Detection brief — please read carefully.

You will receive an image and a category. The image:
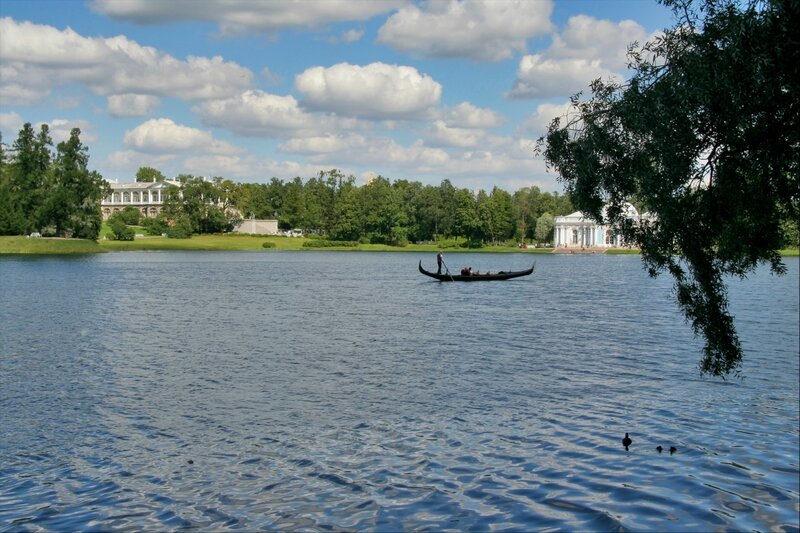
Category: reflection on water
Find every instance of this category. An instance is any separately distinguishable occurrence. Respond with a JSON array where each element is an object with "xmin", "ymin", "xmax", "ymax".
[{"xmin": 1, "ymin": 252, "xmax": 798, "ymax": 531}]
